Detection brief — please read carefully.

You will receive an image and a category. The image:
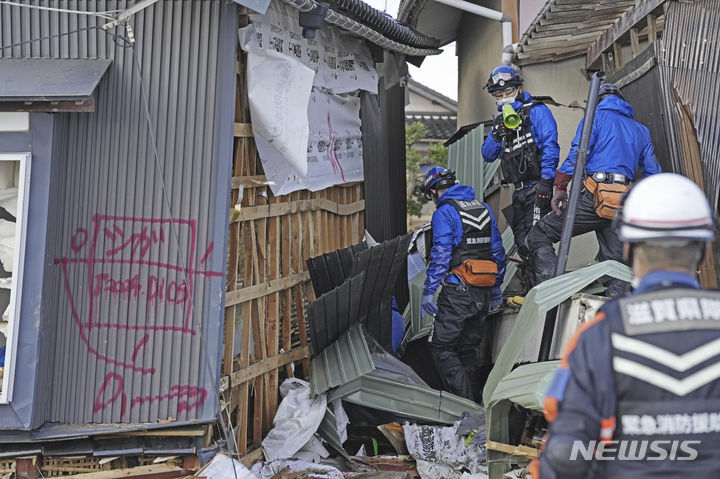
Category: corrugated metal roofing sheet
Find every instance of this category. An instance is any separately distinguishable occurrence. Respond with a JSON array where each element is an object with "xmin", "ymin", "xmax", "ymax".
[
  {"xmin": 482, "ymin": 260, "xmax": 632, "ymax": 405},
  {"xmin": 307, "ymin": 243, "xmax": 368, "ymax": 297},
  {"xmin": 488, "ymin": 360, "xmax": 558, "ymax": 412},
  {"xmin": 308, "ymin": 272, "xmax": 366, "ymax": 354},
  {"xmin": 310, "ymin": 324, "xmax": 374, "ymax": 396},
  {"xmin": 0, "ymin": 59, "xmax": 111, "ymax": 101},
  {"xmin": 328, "ymin": 374, "xmax": 480, "ymax": 424}
]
